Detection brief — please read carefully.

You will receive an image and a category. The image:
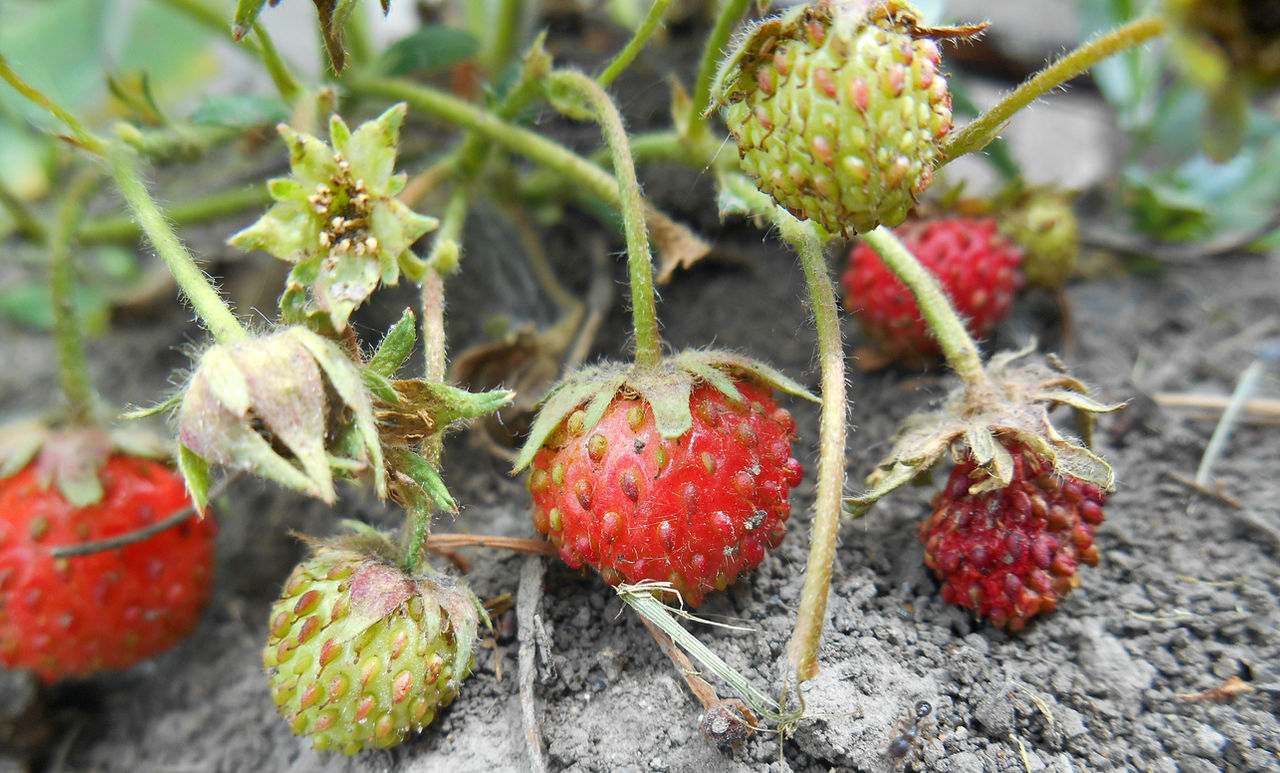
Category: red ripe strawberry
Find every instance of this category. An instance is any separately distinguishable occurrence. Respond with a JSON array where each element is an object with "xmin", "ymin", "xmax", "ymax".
[
  {"xmin": 0, "ymin": 455, "xmax": 217, "ymax": 682},
  {"xmin": 842, "ymin": 217, "xmax": 1024, "ymax": 358},
  {"xmin": 526, "ymin": 379, "xmax": 803, "ymax": 606},
  {"xmin": 919, "ymin": 438, "xmax": 1106, "ymax": 632}
]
